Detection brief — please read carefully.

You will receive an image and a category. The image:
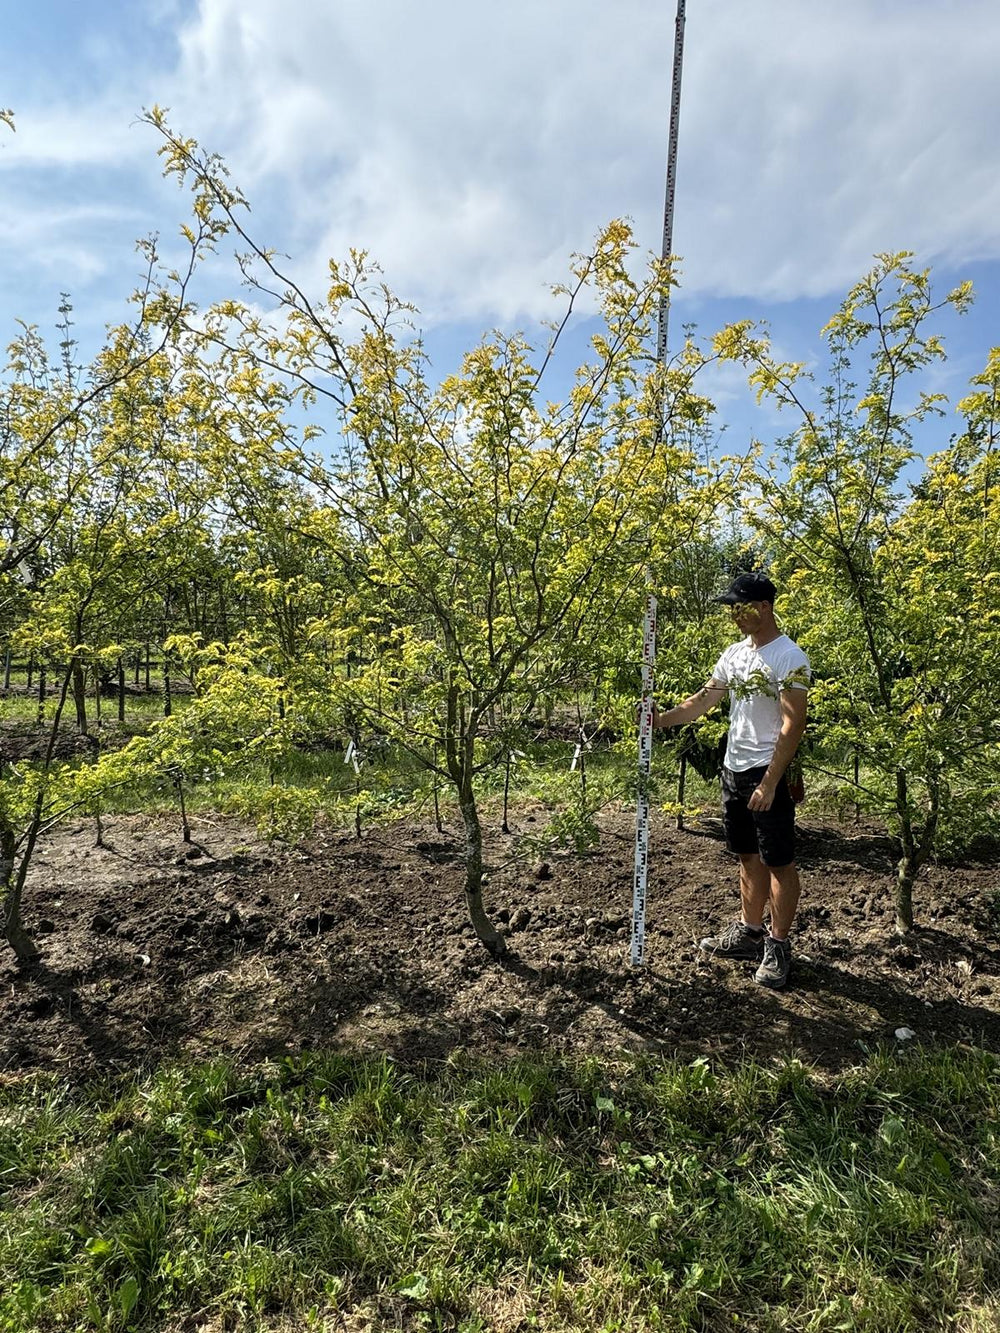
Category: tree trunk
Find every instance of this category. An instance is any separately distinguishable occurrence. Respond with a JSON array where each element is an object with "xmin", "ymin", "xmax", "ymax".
[
  {"xmin": 175, "ymin": 776, "xmax": 191, "ymax": 843},
  {"xmin": 458, "ymin": 779, "xmax": 505, "ymax": 957},
  {"xmin": 1, "ymin": 827, "xmax": 38, "ymax": 963},
  {"xmin": 2, "ymin": 663, "xmax": 75, "ymax": 963},
  {"xmin": 442, "ymin": 669, "xmax": 505, "ymax": 957},
  {"xmin": 2, "ymin": 648, "xmax": 11, "ymax": 691},
  {"xmin": 676, "ymin": 753, "xmax": 687, "ymax": 832},
  {"xmin": 433, "ymin": 744, "xmax": 443, "ymax": 833},
  {"xmin": 895, "ymin": 770, "xmax": 942, "ymax": 935},
  {"xmin": 118, "ymin": 658, "xmax": 126, "ymax": 722},
  {"xmin": 71, "ymin": 657, "xmax": 88, "ymax": 734},
  {"xmin": 894, "ymin": 770, "xmax": 915, "ymax": 933},
  {"xmin": 163, "ymin": 647, "xmax": 172, "ymax": 717},
  {"xmin": 353, "ymin": 738, "xmax": 363, "ymax": 839},
  {"xmin": 896, "ymin": 855, "xmax": 916, "ymax": 934},
  {"xmin": 36, "ymin": 664, "xmax": 46, "ymax": 723}
]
